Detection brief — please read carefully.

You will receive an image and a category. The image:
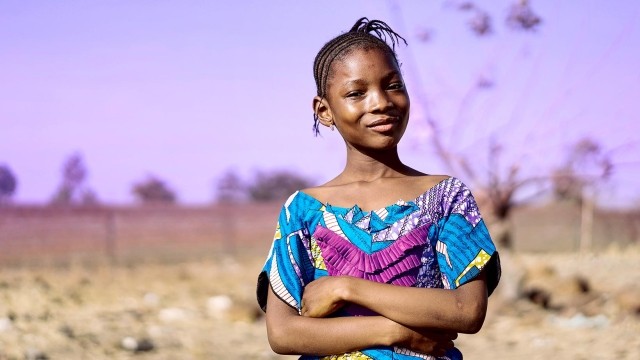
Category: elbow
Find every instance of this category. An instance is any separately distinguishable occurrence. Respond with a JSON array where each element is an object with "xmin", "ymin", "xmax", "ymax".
[
  {"xmin": 462, "ymin": 314, "xmax": 485, "ymax": 334},
  {"xmin": 268, "ymin": 341, "xmax": 294, "ymax": 355},
  {"xmin": 456, "ymin": 298, "xmax": 487, "ymax": 334},
  {"xmin": 266, "ymin": 321, "xmax": 299, "ymax": 355},
  {"xmin": 267, "ymin": 326, "xmax": 294, "ymax": 355}
]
